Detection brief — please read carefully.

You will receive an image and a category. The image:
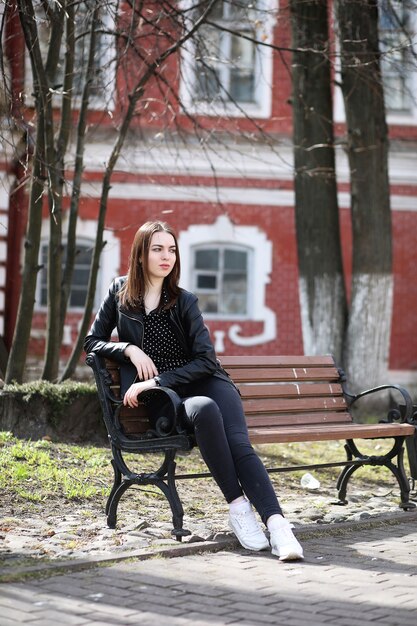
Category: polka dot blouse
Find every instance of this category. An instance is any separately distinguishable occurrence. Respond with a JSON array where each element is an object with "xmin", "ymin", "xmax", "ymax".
[{"xmin": 142, "ymin": 305, "xmax": 191, "ymax": 374}]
